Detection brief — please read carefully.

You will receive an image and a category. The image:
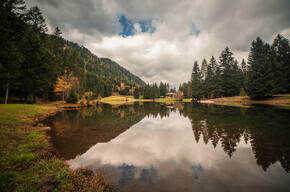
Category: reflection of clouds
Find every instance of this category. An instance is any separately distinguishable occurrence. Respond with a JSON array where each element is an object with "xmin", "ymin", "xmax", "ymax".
[
  {"xmin": 69, "ymin": 112, "xmax": 228, "ymax": 179},
  {"xmin": 68, "ymin": 111, "xmax": 290, "ymax": 192},
  {"xmin": 69, "ymin": 112, "xmax": 197, "ymax": 168}
]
